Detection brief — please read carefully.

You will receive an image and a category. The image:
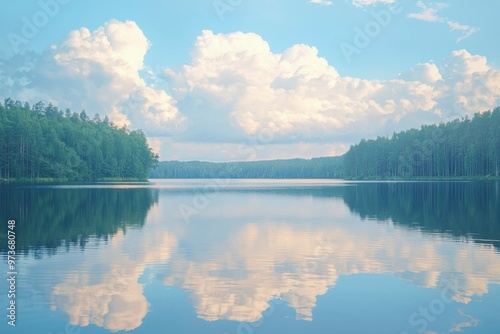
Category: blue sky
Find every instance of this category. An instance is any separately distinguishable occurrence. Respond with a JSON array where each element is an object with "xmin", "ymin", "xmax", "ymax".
[{"xmin": 1, "ymin": 0, "xmax": 499, "ymax": 161}]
